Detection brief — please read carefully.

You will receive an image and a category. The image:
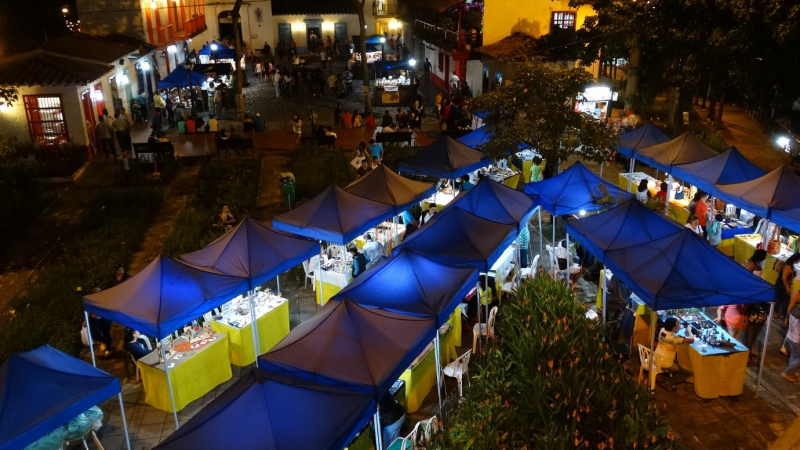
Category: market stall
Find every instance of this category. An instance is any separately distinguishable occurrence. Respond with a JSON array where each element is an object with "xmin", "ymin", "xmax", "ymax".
[
  {"xmin": 398, "ymin": 135, "xmax": 491, "ymax": 181},
  {"xmin": 457, "ymin": 127, "xmax": 545, "ymax": 183},
  {"xmin": 575, "ymin": 84, "xmax": 617, "ymax": 121},
  {"xmin": 0, "ymin": 345, "xmax": 131, "ymax": 450},
  {"xmin": 618, "ymin": 172, "xmax": 692, "ymax": 224},
  {"xmin": 154, "ymin": 368, "xmax": 376, "ymax": 450},
  {"xmin": 210, "ymin": 290, "xmax": 289, "ymax": 366},
  {"xmin": 374, "ymin": 76, "xmax": 412, "ymax": 106},
  {"xmin": 733, "ymin": 233, "xmax": 800, "ymax": 288},
  {"xmin": 399, "ymin": 323, "xmax": 457, "ymax": 413},
  {"xmin": 137, "ymin": 331, "xmax": 232, "ymax": 412},
  {"xmin": 617, "ymin": 123, "xmax": 671, "ymax": 155},
  {"xmin": 486, "ymin": 166, "xmax": 520, "ymax": 188}
]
